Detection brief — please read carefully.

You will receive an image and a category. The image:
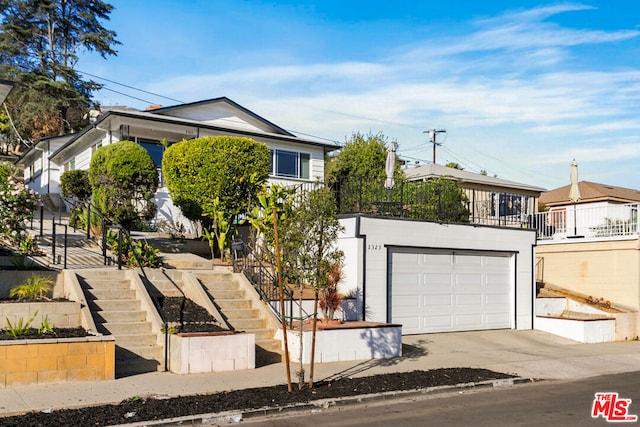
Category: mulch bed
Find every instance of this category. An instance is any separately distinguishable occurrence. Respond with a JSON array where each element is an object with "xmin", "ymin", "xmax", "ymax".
[
  {"xmin": 158, "ymin": 296, "xmax": 228, "ymax": 333},
  {"xmin": 0, "ymin": 327, "xmax": 90, "ymax": 341},
  {"xmin": 0, "ymin": 367, "xmax": 515, "ymax": 426}
]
